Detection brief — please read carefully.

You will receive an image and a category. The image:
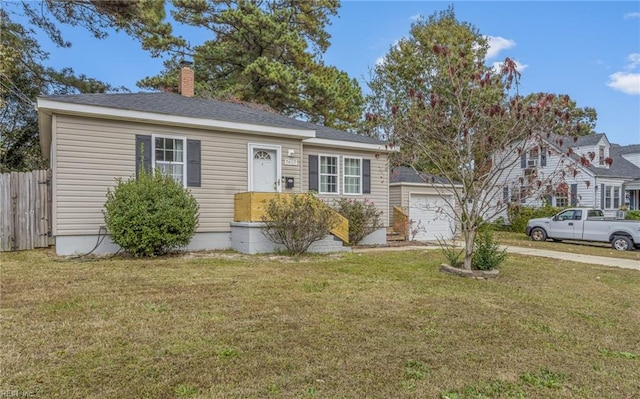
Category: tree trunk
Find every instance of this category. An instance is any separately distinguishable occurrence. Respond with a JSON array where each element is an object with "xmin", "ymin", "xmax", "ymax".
[{"xmin": 463, "ymin": 229, "xmax": 476, "ymax": 270}]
